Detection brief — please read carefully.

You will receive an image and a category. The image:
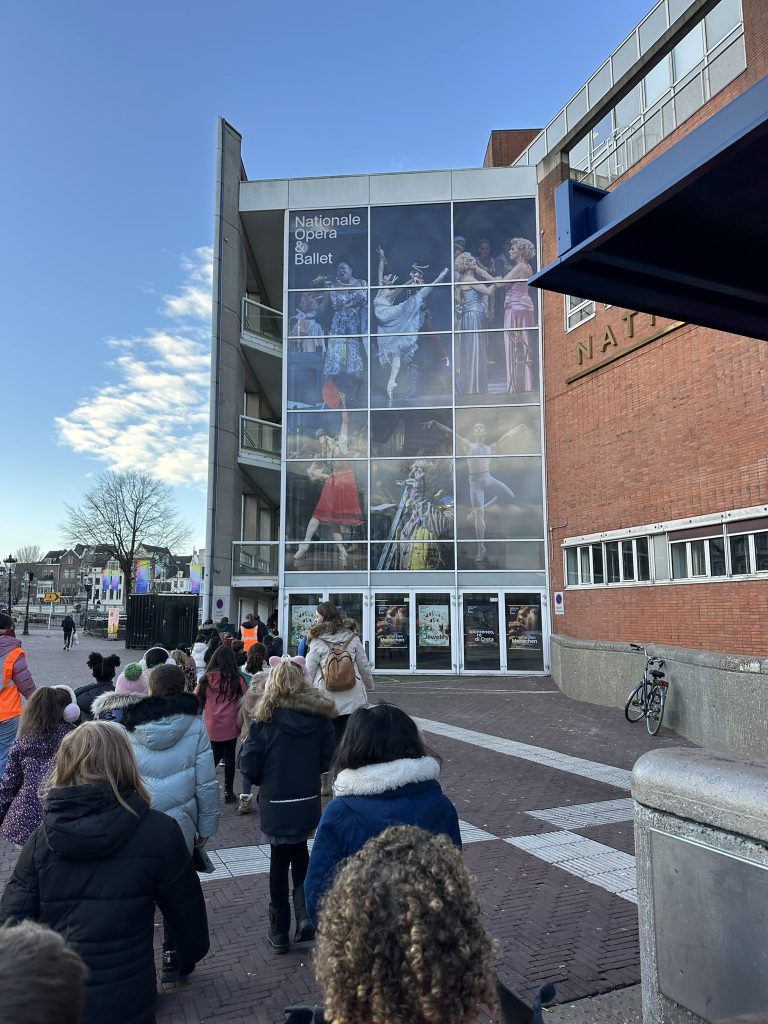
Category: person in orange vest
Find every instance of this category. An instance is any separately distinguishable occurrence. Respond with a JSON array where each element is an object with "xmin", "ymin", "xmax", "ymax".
[
  {"xmin": 0, "ymin": 612, "xmax": 37, "ymax": 776},
  {"xmin": 240, "ymin": 613, "xmax": 259, "ymax": 652}
]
